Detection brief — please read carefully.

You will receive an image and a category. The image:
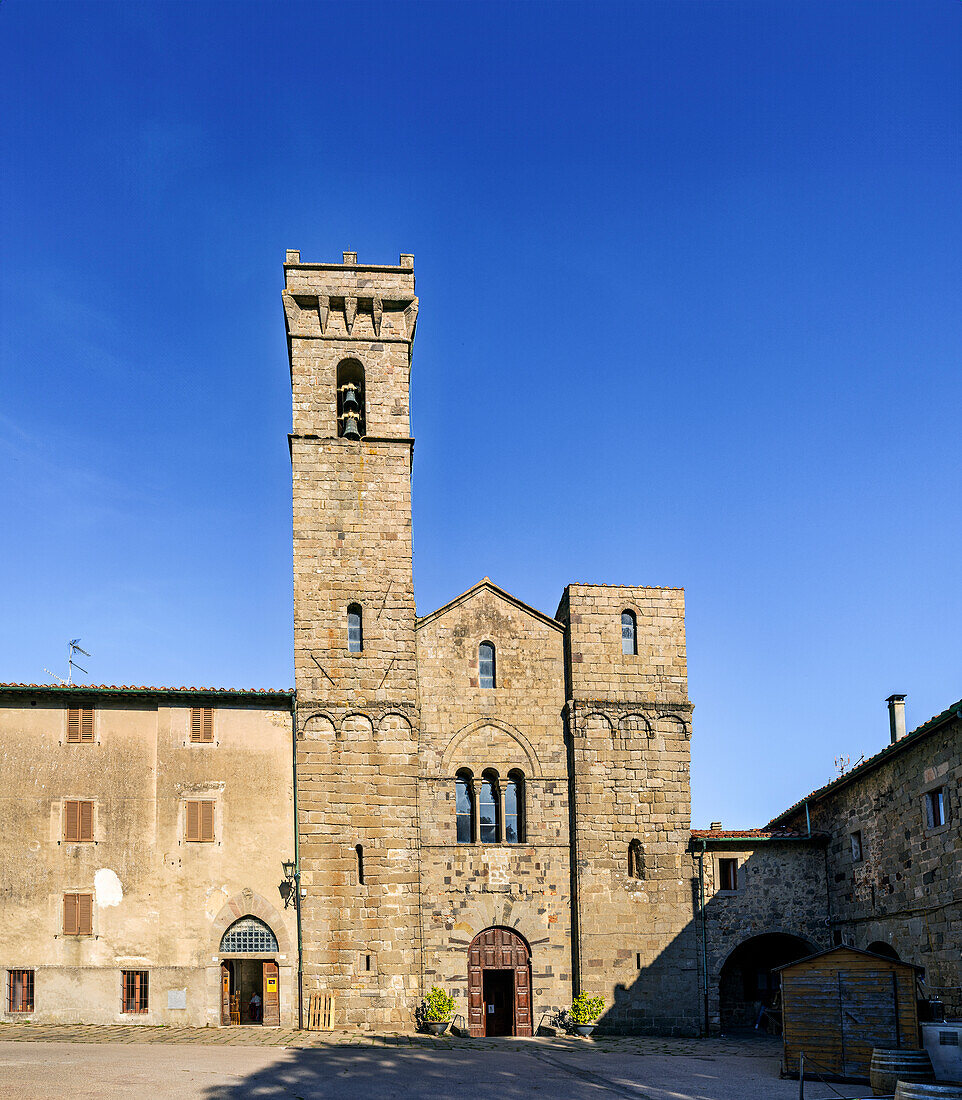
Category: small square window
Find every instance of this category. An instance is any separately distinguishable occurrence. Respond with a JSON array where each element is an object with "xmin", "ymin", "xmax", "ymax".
[
  {"xmin": 185, "ymin": 800, "xmax": 215, "ymax": 843},
  {"xmin": 122, "ymin": 970, "xmax": 148, "ymax": 1014},
  {"xmin": 851, "ymin": 831, "xmax": 863, "ymax": 861},
  {"xmin": 925, "ymin": 788, "xmax": 946, "ymax": 829},
  {"xmin": 7, "ymin": 970, "xmax": 34, "ymax": 1013},
  {"xmin": 719, "ymin": 858, "xmax": 738, "ymax": 892},
  {"xmin": 63, "ymin": 893, "xmax": 93, "ymax": 936},
  {"xmin": 66, "ymin": 707, "xmax": 94, "ymax": 743},
  {"xmin": 189, "ymin": 707, "xmax": 213, "ymax": 743},
  {"xmin": 64, "ymin": 800, "xmax": 94, "ymax": 843}
]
